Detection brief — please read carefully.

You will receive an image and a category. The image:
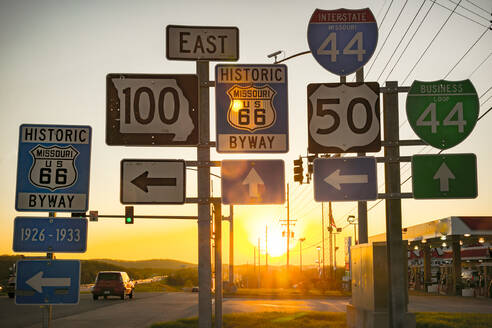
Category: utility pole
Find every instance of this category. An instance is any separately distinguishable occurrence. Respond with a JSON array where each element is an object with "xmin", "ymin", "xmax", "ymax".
[
  {"xmin": 229, "ymin": 205, "xmax": 234, "ymax": 287},
  {"xmin": 322, "ymin": 202, "xmax": 326, "ymax": 279},
  {"xmin": 254, "ymin": 247, "xmax": 256, "ymax": 273},
  {"xmin": 299, "ymin": 237, "xmax": 305, "ymax": 272},
  {"xmin": 328, "ymin": 202, "xmax": 333, "ymax": 281},
  {"xmin": 265, "ymin": 225, "xmax": 268, "ymax": 271},
  {"xmin": 257, "ymin": 237, "xmax": 261, "ymax": 288},
  {"xmin": 280, "ymin": 184, "xmax": 296, "ymax": 272}
]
